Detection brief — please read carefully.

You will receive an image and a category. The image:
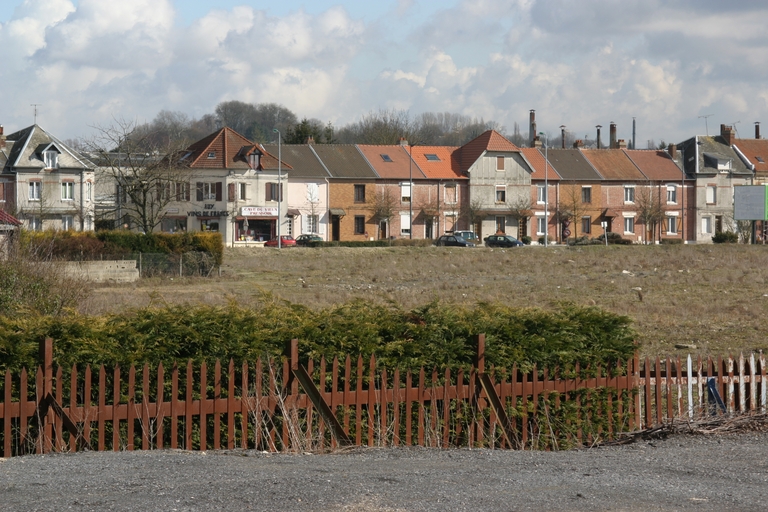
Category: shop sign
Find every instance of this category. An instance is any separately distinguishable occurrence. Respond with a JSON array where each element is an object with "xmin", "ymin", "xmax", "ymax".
[
  {"xmin": 241, "ymin": 206, "xmax": 278, "ymax": 217},
  {"xmin": 187, "ymin": 210, "xmax": 230, "ymax": 217}
]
